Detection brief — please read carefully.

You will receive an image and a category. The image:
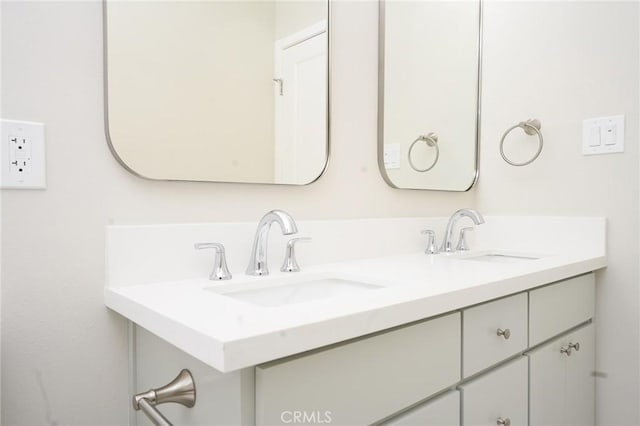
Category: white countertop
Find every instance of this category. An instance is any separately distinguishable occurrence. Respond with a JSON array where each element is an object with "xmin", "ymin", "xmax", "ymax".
[{"xmin": 105, "ymin": 247, "xmax": 606, "ymax": 372}]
